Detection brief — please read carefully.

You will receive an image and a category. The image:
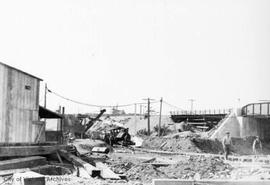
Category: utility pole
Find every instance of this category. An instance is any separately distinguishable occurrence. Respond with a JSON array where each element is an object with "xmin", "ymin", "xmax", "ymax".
[
  {"xmin": 158, "ymin": 97, "xmax": 163, "ymax": 137},
  {"xmin": 188, "ymin": 99, "xmax": 195, "ymax": 112},
  {"xmin": 61, "ymin": 107, "xmax": 65, "ymax": 144},
  {"xmin": 143, "ymin": 98, "xmax": 155, "ymax": 135},
  {"xmin": 147, "ymin": 98, "xmax": 150, "ymax": 135},
  {"xmin": 44, "ymin": 83, "xmax": 47, "ymax": 108},
  {"xmin": 134, "ymin": 103, "xmax": 137, "ymax": 134}
]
